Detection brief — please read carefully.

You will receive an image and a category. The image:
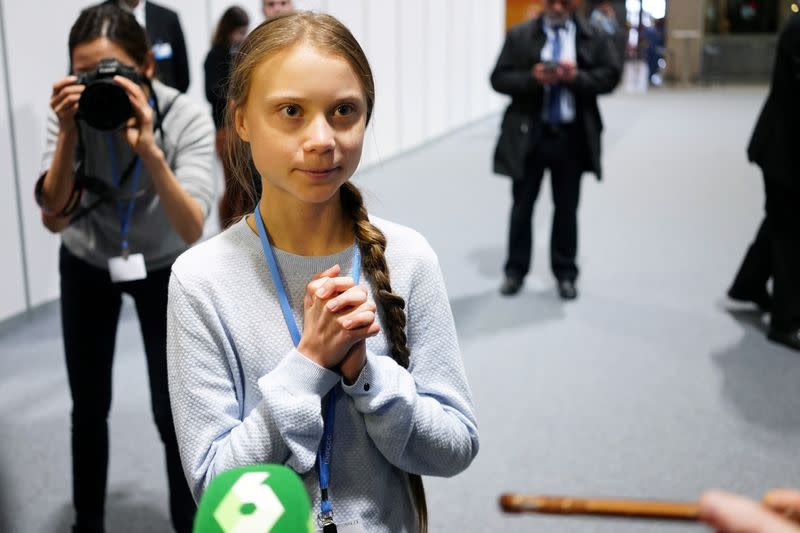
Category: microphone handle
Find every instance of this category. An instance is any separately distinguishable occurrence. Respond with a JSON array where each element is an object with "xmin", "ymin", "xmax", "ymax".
[{"xmin": 499, "ymin": 494, "xmax": 700, "ymax": 520}]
